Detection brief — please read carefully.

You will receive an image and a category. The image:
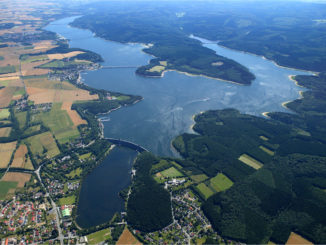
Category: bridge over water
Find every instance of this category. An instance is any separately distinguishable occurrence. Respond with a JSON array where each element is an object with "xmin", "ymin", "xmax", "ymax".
[{"xmin": 105, "ymin": 137, "xmax": 149, "ymax": 153}]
